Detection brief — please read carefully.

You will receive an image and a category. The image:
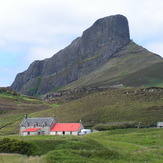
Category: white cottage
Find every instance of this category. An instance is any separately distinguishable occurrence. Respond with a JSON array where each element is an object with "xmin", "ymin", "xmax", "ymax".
[
  {"xmin": 20, "ymin": 116, "xmax": 83, "ymax": 136},
  {"xmin": 22, "ymin": 128, "xmax": 41, "ymax": 136},
  {"xmin": 20, "ymin": 116, "xmax": 57, "ymax": 136},
  {"xmin": 50, "ymin": 123, "xmax": 83, "ymax": 135}
]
